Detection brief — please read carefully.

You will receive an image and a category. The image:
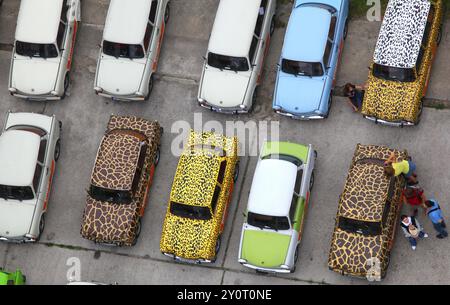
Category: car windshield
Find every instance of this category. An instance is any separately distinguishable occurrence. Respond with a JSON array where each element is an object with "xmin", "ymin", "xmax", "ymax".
[
  {"xmin": 15, "ymin": 41, "xmax": 58, "ymax": 58},
  {"xmin": 0, "ymin": 185, "xmax": 34, "ymax": 201},
  {"xmin": 103, "ymin": 40, "xmax": 145, "ymax": 59},
  {"xmin": 262, "ymin": 154, "xmax": 303, "ymax": 167},
  {"xmin": 89, "ymin": 185, "xmax": 132, "ymax": 204},
  {"xmin": 281, "ymin": 59, "xmax": 324, "ymax": 77},
  {"xmin": 170, "ymin": 201, "xmax": 212, "ymax": 221},
  {"xmin": 247, "ymin": 212, "xmax": 290, "ymax": 231},
  {"xmin": 207, "ymin": 52, "xmax": 249, "ymax": 72},
  {"xmin": 338, "ymin": 217, "xmax": 382, "ymax": 236},
  {"xmin": 372, "ymin": 64, "xmax": 415, "ymax": 82}
]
